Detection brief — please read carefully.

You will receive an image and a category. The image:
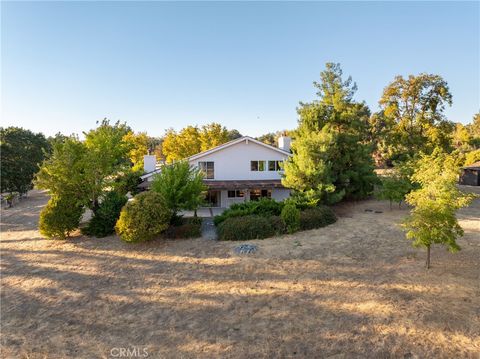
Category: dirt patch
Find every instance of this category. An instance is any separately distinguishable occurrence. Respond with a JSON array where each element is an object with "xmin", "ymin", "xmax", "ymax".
[{"xmin": 1, "ymin": 190, "xmax": 479, "ymax": 358}]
